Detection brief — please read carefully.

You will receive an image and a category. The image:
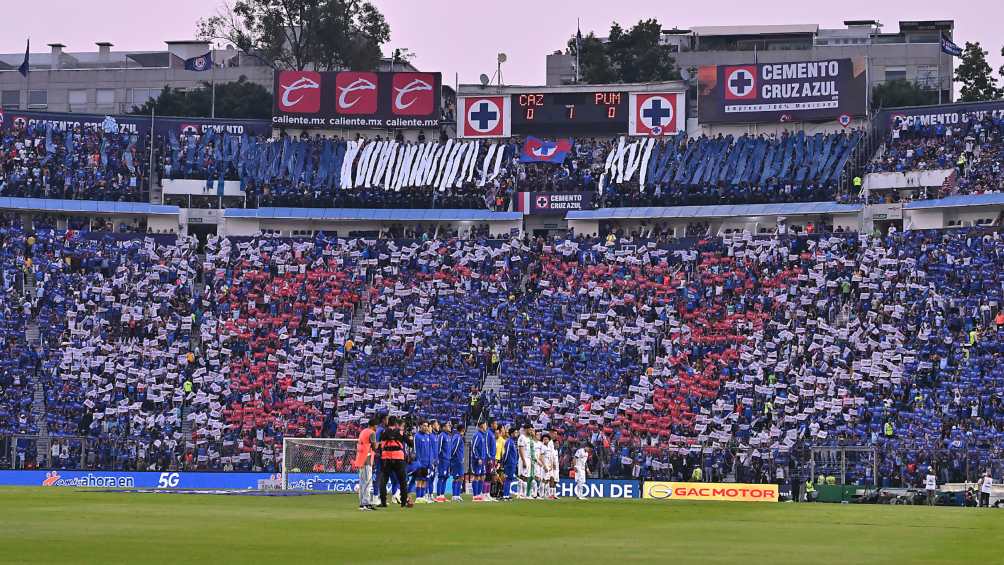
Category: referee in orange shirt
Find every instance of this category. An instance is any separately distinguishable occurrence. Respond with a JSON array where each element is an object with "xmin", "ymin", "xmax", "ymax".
[{"xmin": 353, "ymin": 416, "xmax": 378, "ymax": 511}]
